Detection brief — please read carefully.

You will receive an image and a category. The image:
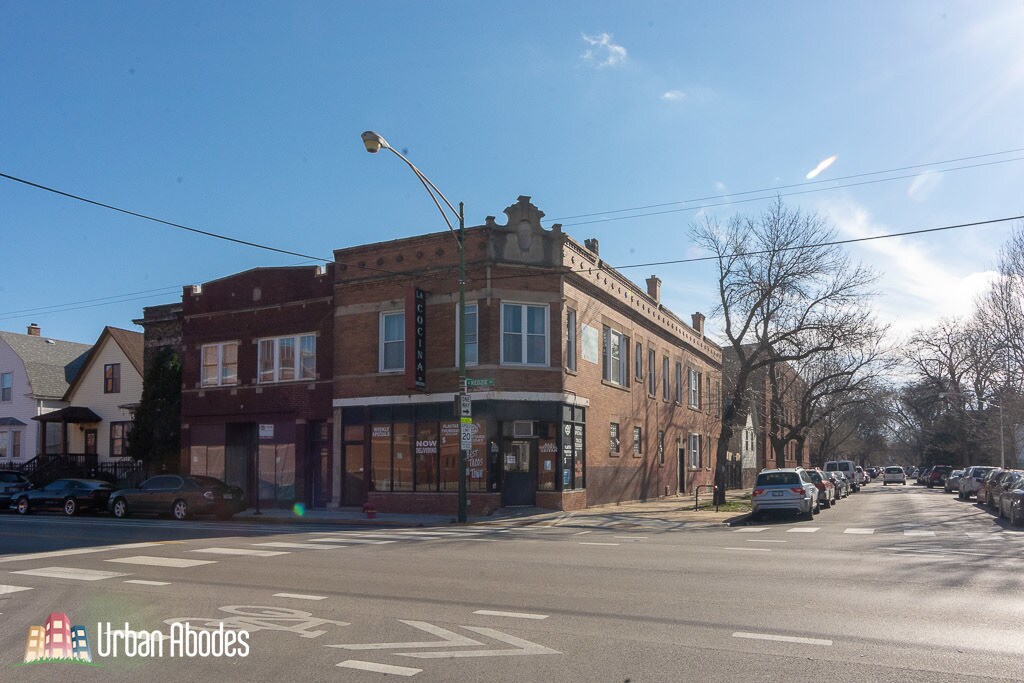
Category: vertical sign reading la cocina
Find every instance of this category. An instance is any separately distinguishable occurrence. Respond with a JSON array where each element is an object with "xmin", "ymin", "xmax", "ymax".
[{"xmin": 406, "ymin": 286, "xmax": 427, "ymax": 390}]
